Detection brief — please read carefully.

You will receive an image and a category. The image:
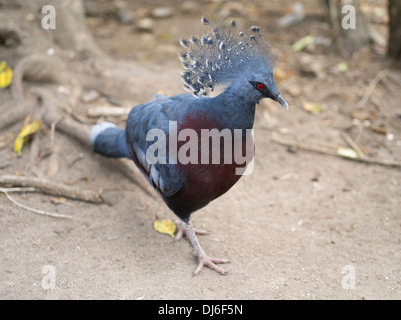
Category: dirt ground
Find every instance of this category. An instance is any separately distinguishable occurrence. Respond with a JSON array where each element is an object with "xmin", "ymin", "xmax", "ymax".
[{"xmin": 1, "ymin": 0, "xmax": 401, "ymax": 300}]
